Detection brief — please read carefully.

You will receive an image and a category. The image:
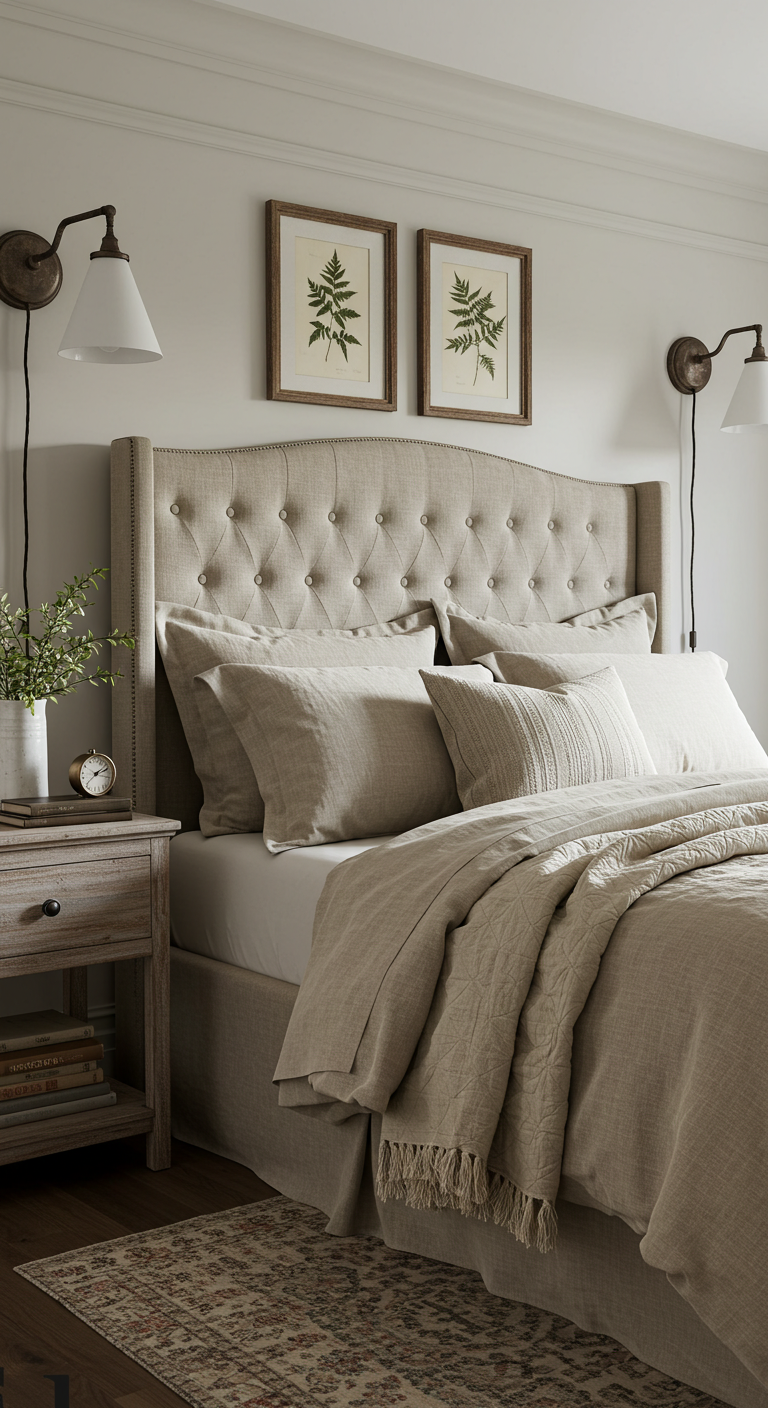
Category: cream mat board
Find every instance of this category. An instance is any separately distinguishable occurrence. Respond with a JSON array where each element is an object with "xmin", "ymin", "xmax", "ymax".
[{"xmin": 15, "ymin": 1195, "xmax": 728, "ymax": 1408}]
